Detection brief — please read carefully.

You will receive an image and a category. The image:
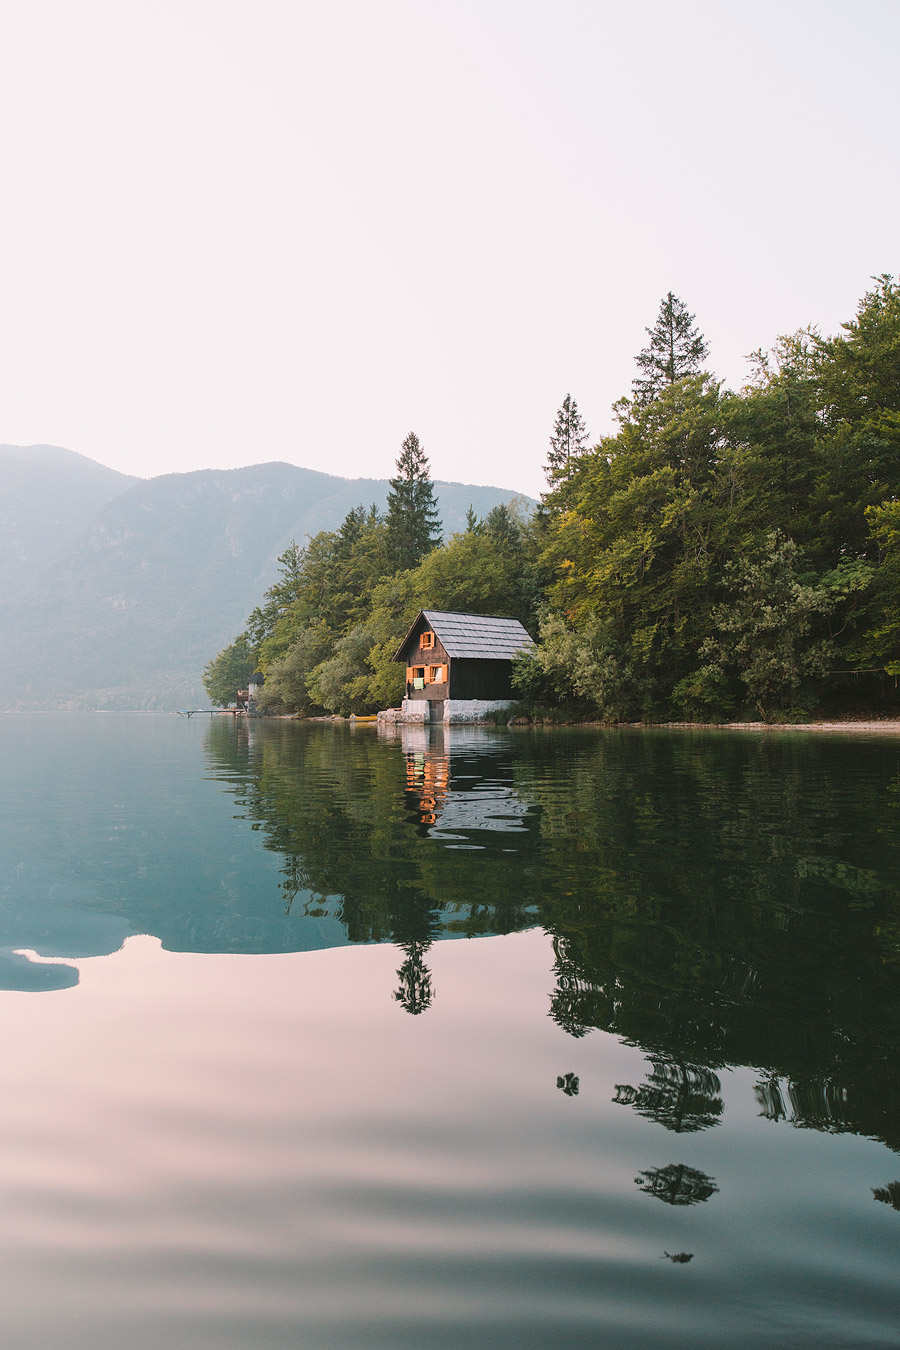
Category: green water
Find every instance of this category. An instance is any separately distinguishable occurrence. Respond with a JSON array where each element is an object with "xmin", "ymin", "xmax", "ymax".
[{"xmin": 1, "ymin": 714, "xmax": 900, "ymax": 1346}]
